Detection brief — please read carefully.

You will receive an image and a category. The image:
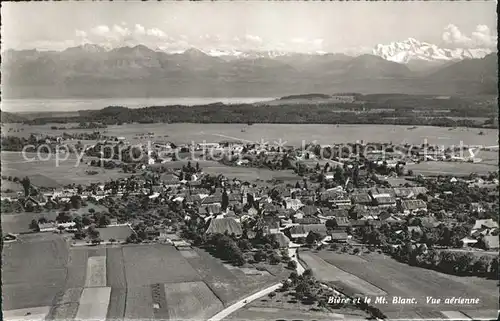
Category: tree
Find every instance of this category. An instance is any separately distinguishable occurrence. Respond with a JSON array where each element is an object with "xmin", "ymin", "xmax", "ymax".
[
  {"xmin": 287, "ymin": 260, "xmax": 297, "ymax": 270},
  {"xmin": 98, "ymin": 215, "xmax": 111, "ymax": 228},
  {"xmin": 70, "ymin": 195, "xmax": 82, "ymax": 209},
  {"xmin": 303, "ymin": 268, "xmax": 313, "ymax": 278},
  {"xmin": 269, "ymin": 253, "xmax": 281, "ymax": 265},
  {"xmin": 87, "ymin": 226, "xmax": 100, "ymax": 240},
  {"xmin": 21, "ymin": 177, "xmax": 31, "ymax": 197},
  {"xmin": 126, "ymin": 233, "xmax": 138, "ymax": 243},
  {"xmin": 253, "ymin": 249, "xmax": 266, "ymax": 262},
  {"xmin": 489, "ymin": 257, "xmax": 498, "ymax": 279},
  {"xmin": 306, "ymin": 231, "xmax": 322, "ymax": 245},
  {"xmin": 56, "ymin": 211, "xmax": 72, "ymax": 223},
  {"xmin": 334, "ymin": 166, "xmax": 344, "ymax": 185},
  {"xmin": 29, "ymin": 219, "xmax": 39, "ymax": 232},
  {"xmin": 238, "ymin": 238, "xmax": 252, "ymax": 251},
  {"xmin": 221, "ymin": 190, "xmax": 229, "ymax": 211},
  {"xmin": 456, "ymin": 253, "xmax": 475, "ymax": 274},
  {"xmin": 473, "ymin": 256, "xmax": 491, "ymax": 275}
]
